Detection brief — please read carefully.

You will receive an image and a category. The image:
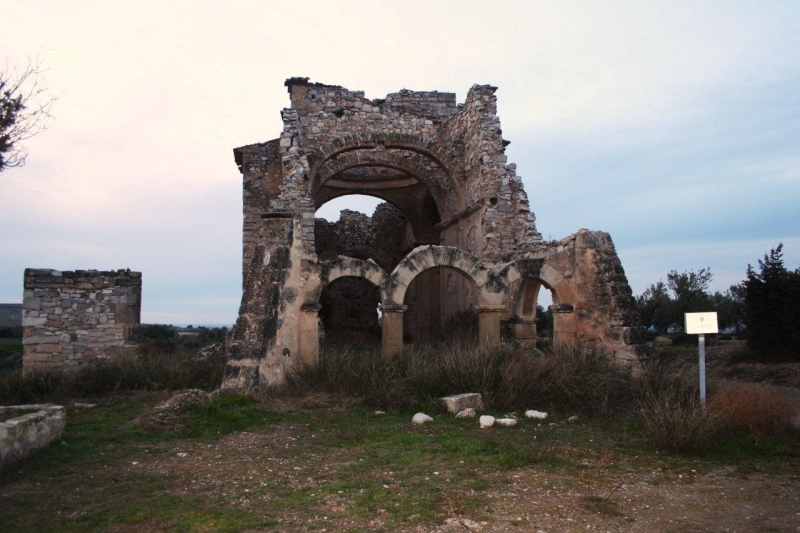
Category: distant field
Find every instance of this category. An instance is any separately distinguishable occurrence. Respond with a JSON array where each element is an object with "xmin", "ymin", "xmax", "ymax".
[{"xmin": 0, "ymin": 338, "xmax": 22, "ymax": 356}]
